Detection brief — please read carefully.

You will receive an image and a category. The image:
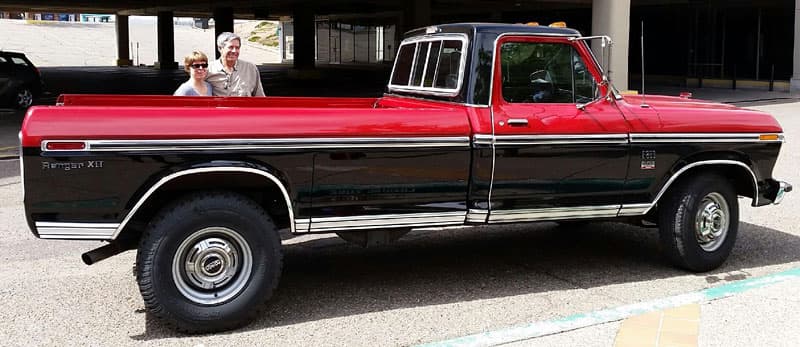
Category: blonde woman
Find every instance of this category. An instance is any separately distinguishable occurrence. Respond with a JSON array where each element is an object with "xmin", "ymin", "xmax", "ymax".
[{"xmin": 173, "ymin": 51, "xmax": 213, "ymax": 96}]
